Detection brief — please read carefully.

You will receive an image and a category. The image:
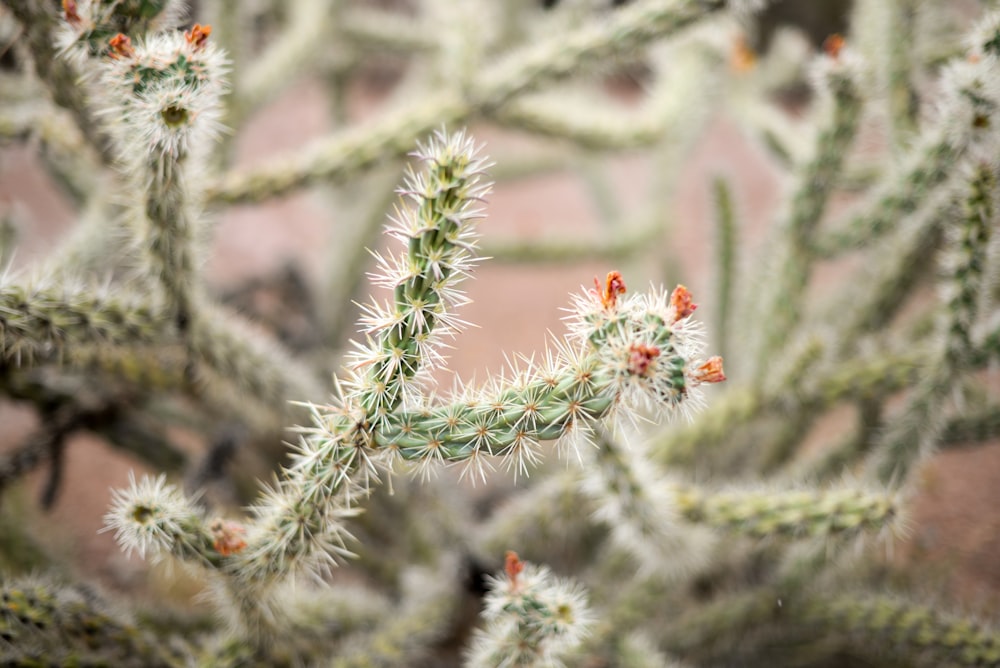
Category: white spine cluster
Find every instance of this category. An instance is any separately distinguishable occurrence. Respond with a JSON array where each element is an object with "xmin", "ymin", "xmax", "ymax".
[
  {"xmin": 936, "ymin": 10, "xmax": 1000, "ymax": 162},
  {"xmin": 466, "ymin": 552, "xmax": 594, "ymax": 668},
  {"xmin": 102, "ymin": 472, "xmax": 207, "ymax": 561},
  {"xmin": 99, "ymin": 25, "xmax": 227, "ymax": 162}
]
